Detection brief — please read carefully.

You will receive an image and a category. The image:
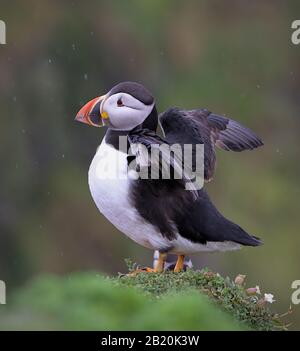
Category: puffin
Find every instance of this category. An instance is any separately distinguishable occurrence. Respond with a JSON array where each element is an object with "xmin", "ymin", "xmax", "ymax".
[{"xmin": 75, "ymin": 81, "xmax": 263, "ymax": 273}]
